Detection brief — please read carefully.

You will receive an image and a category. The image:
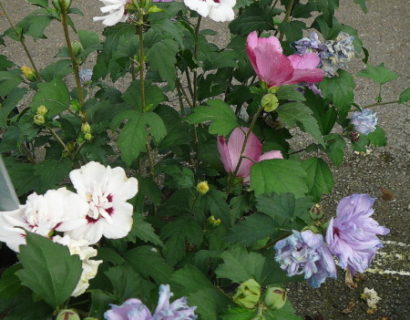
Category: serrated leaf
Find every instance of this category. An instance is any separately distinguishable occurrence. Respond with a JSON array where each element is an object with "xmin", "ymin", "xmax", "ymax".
[
  {"xmin": 0, "ymin": 71, "xmax": 22, "ymax": 97},
  {"xmin": 264, "ymin": 301, "xmax": 302, "ymax": 320},
  {"xmin": 226, "ymin": 214, "xmax": 276, "ymax": 246},
  {"xmin": 301, "ymin": 158, "xmax": 334, "ymax": 201},
  {"xmin": 40, "ymin": 60, "xmax": 72, "ymax": 81},
  {"xmin": 279, "ymin": 20, "xmax": 306, "ymax": 43},
  {"xmin": 16, "ymin": 233, "xmax": 82, "ymax": 308},
  {"xmin": 105, "ymin": 265, "xmax": 144, "ymax": 301},
  {"xmin": 171, "ymin": 265, "xmax": 215, "ymax": 292},
  {"xmin": 11, "ymin": 10, "xmax": 53, "ymax": 39},
  {"xmin": 216, "ymin": 247, "xmax": 266, "ymax": 283},
  {"xmin": 277, "ymin": 85, "xmax": 306, "ymax": 102},
  {"xmin": 277, "ymin": 102, "xmax": 324, "ymax": 144},
  {"xmin": 131, "ymin": 214, "xmax": 163, "ymax": 246},
  {"xmin": 319, "ymin": 70, "xmax": 355, "ymax": 114},
  {"xmin": 33, "ymin": 159, "xmax": 72, "ymax": 193},
  {"xmin": 368, "ymin": 127, "xmax": 387, "ymax": 146},
  {"xmin": 399, "ymin": 87, "xmax": 410, "ymax": 104},
  {"xmin": 250, "ymin": 160, "xmax": 308, "ymax": 197},
  {"xmin": 229, "ymin": 5, "xmax": 275, "ymax": 36},
  {"xmin": 357, "ymin": 63, "xmax": 398, "ymax": 85},
  {"xmin": 30, "ymin": 78, "xmax": 70, "ymax": 117},
  {"xmin": 222, "ymin": 307, "xmax": 257, "ymax": 320},
  {"xmin": 186, "ymin": 100, "xmax": 238, "ymax": 136},
  {"xmin": 205, "ymin": 189, "xmax": 231, "ymax": 226},
  {"xmin": 123, "ymin": 80, "xmax": 167, "ymax": 110},
  {"xmin": 26, "ymin": 0, "xmax": 48, "ymax": 8},
  {"xmin": 325, "ymin": 133, "xmax": 346, "ymax": 166},
  {"xmin": 256, "ymin": 193, "xmax": 295, "ymax": 222}
]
